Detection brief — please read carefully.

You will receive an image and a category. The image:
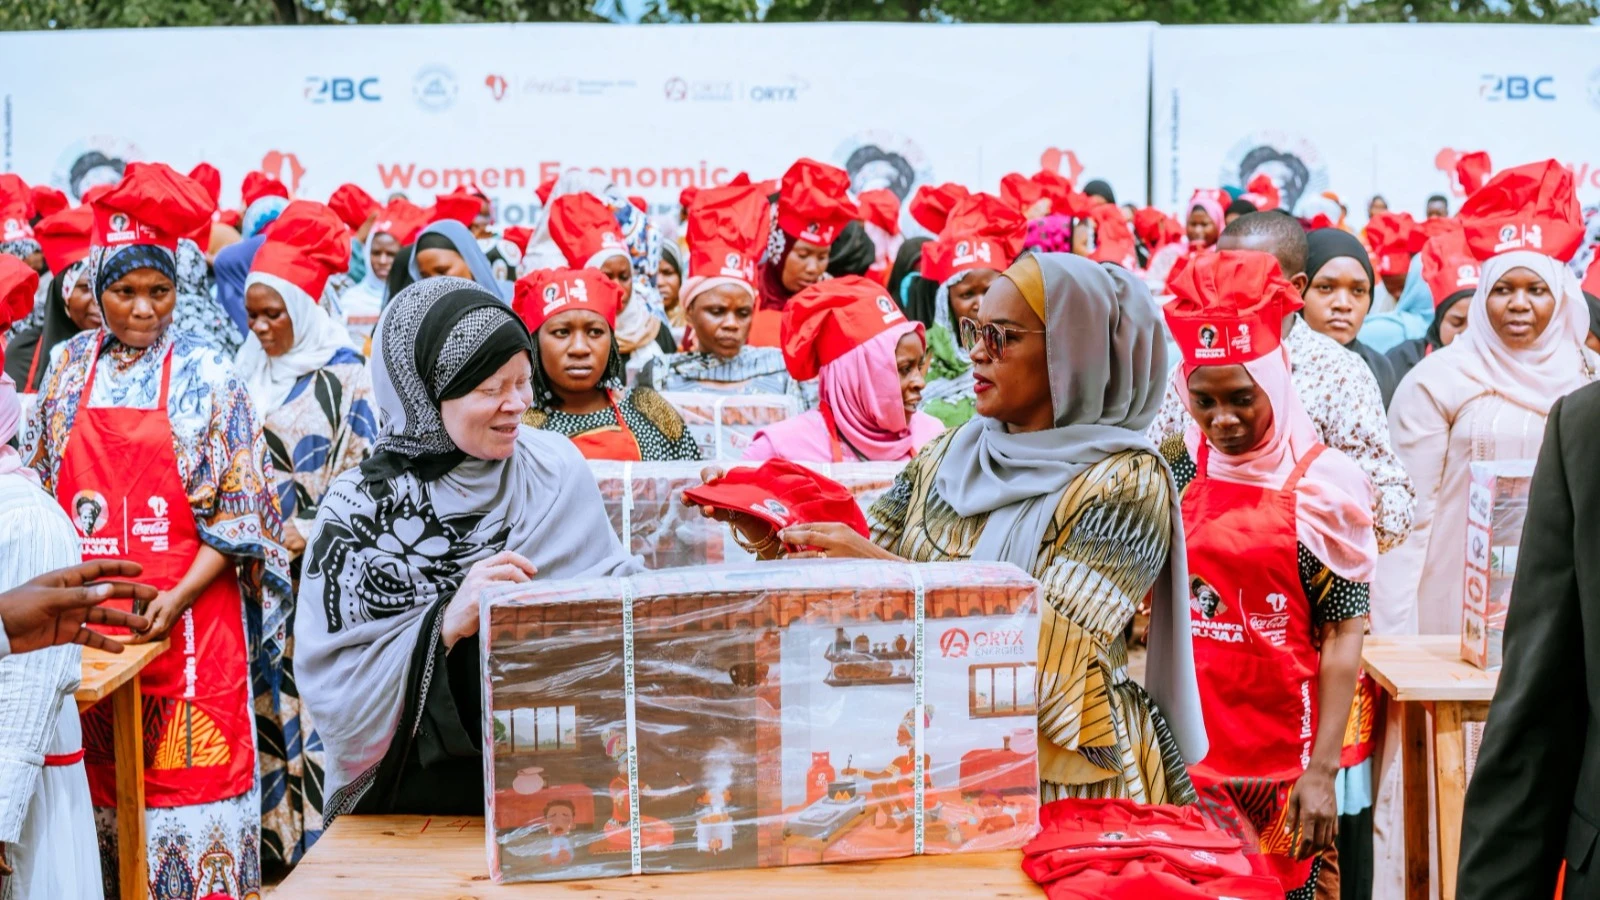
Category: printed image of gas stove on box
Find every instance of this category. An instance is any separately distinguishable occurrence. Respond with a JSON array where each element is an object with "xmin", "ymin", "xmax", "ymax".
[{"xmin": 481, "ymin": 560, "xmax": 1043, "ymax": 883}]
